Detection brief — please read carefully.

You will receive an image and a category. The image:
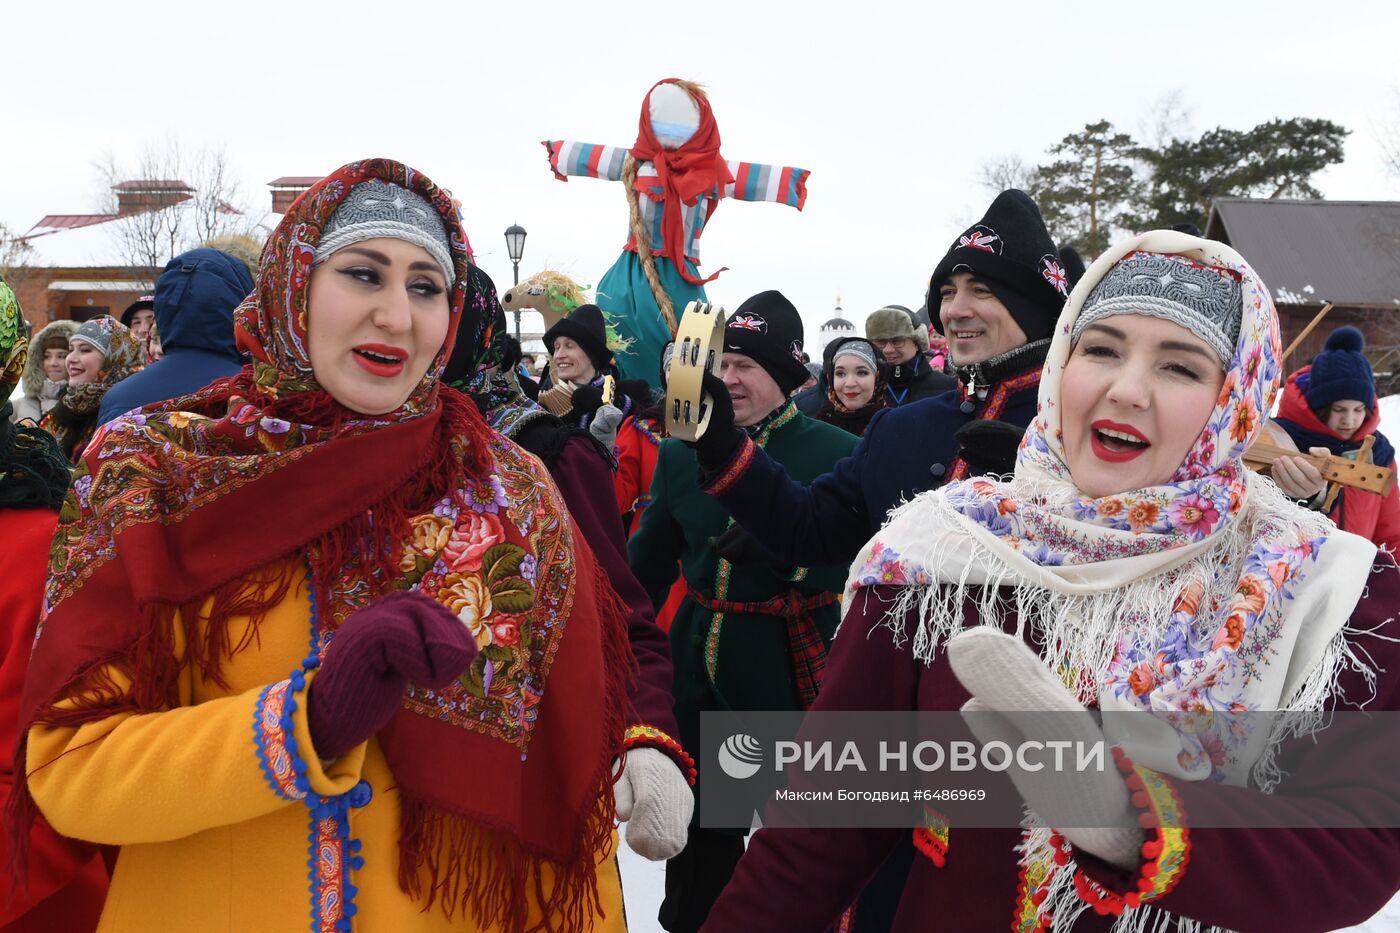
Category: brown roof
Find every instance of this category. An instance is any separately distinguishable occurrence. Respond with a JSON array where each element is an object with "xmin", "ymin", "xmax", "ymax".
[
  {"xmin": 27, "ymin": 214, "xmax": 116, "ymax": 232},
  {"xmin": 267, "ymin": 176, "xmax": 321, "ymax": 187},
  {"xmin": 1205, "ymin": 198, "xmax": 1400, "ymax": 308},
  {"xmin": 111, "ymin": 179, "xmax": 193, "ymax": 191}
]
